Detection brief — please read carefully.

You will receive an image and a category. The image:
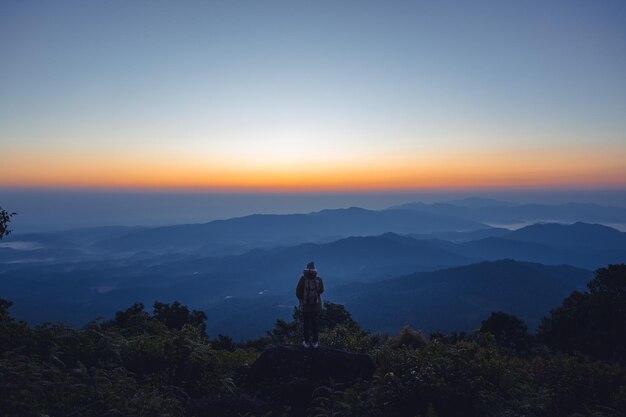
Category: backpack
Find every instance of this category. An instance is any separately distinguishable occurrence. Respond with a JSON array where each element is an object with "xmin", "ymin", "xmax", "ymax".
[{"xmin": 303, "ymin": 277, "xmax": 320, "ymax": 306}]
